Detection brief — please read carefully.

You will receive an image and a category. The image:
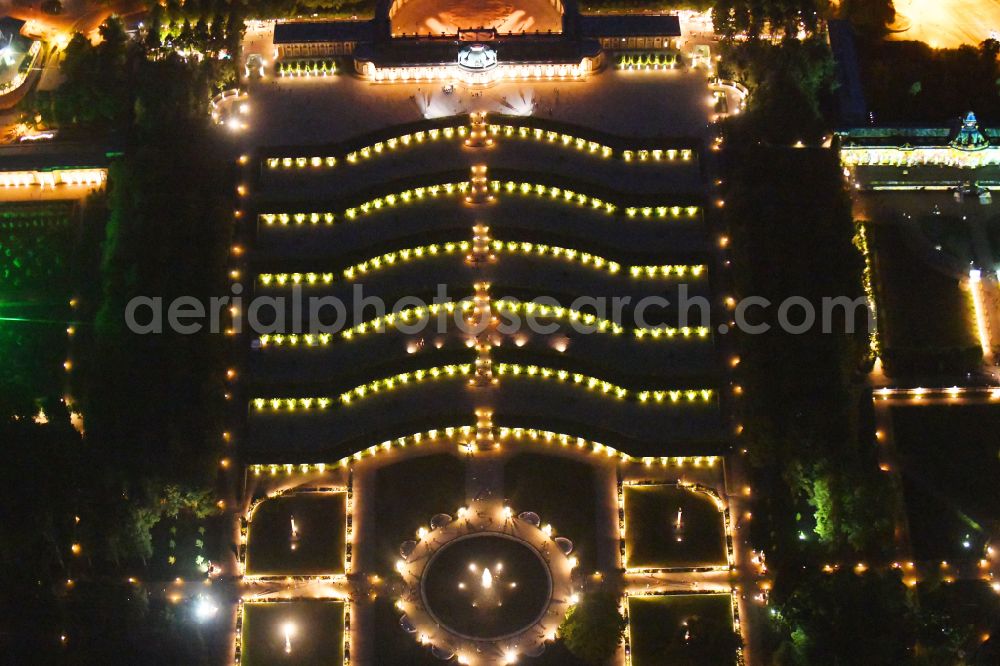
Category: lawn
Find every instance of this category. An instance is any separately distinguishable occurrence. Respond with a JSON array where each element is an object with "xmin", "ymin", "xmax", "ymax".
[
  {"xmin": 0, "ymin": 304, "xmax": 69, "ymax": 405},
  {"xmin": 918, "ymin": 214, "xmax": 976, "ymax": 266},
  {"xmin": 0, "ymin": 203, "xmax": 74, "ymax": 297},
  {"xmin": 246, "ymin": 492, "xmax": 346, "ymax": 576},
  {"xmin": 241, "ymin": 600, "xmax": 344, "ymax": 666},
  {"xmin": 504, "ymin": 453, "xmax": 599, "ymax": 572},
  {"xmin": 627, "ymin": 594, "xmax": 738, "ymax": 666},
  {"xmin": 891, "ymin": 405, "xmax": 1000, "ymax": 562},
  {"xmin": 522, "ymin": 641, "xmax": 590, "ymax": 665},
  {"xmin": 869, "ymin": 224, "xmax": 980, "ymax": 376},
  {"xmin": 371, "ymin": 453, "xmax": 466, "ymax": 574},
  {"xmin": 624, "ymin": 484, "xmax": 726, "ymax": 569}
]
